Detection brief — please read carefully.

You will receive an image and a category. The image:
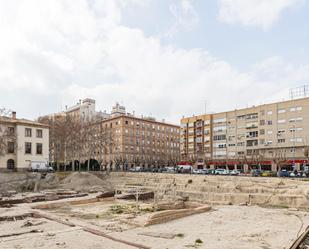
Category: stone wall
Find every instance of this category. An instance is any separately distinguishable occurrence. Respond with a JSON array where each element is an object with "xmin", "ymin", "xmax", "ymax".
[{"xmin": 109, "ymin": 172, "xmax": 309, "ymax": 209}]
